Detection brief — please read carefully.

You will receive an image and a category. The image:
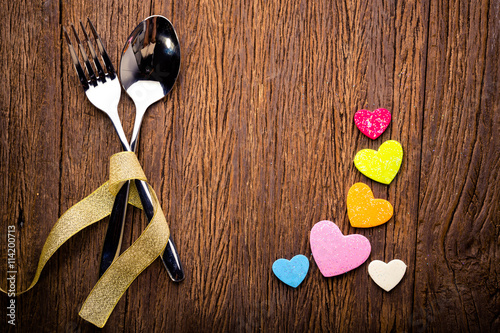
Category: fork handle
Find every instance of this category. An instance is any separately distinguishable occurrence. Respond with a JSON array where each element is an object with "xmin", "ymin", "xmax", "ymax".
[{"xmin": 100, "ymin": 181, "xmax": 130, "ymax": 276}]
